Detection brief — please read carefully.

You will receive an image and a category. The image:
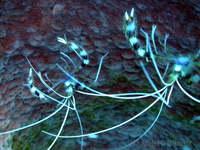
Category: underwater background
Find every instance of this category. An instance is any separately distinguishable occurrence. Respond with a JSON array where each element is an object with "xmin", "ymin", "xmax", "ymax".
[{"xmin": 0, "ymin": 0, "xmax": 200, "ymax": 149}]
